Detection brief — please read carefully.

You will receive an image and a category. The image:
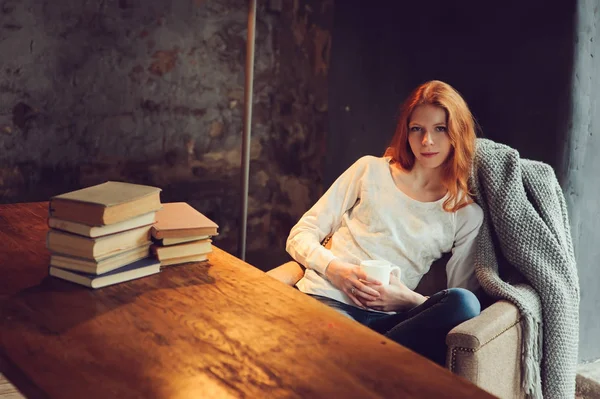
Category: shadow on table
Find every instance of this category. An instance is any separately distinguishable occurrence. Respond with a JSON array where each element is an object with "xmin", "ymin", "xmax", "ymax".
[{"xmin": 0, "ymin": 260, "xmax": 217, "ymax": 336}]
